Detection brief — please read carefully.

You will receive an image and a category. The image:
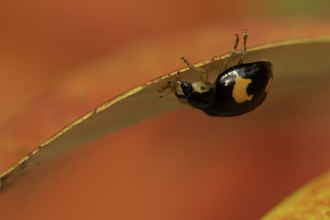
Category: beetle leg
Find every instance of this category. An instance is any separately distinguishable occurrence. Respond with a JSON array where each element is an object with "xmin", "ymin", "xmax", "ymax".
[
  {"xmin": 238, "ymin": 29, "xmax": 248, "ymax": 64},
  {"xmin": 181, "ymin": 57, "xmax": 208, "ymax": 81},
  {"xmin": 176, "ymin": 71, "xmax": 182, "ymax": 81},
  {"xmin": 218, "ymin": 34, "xmax": 239, "ymax": 74}
]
